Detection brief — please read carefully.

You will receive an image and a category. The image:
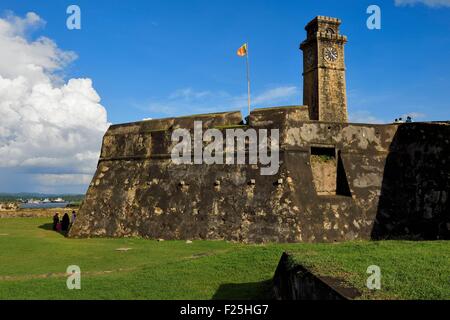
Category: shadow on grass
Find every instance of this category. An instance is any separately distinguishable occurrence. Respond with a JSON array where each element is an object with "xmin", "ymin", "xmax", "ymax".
[
  {"xmin": 212, "ymin": 279, "xmax": 274, "ymax": 300},
  {"xmin": 38, "ymin": 223, "xmax": 69, "ymax": 237},
  {"xmin": 38, "ymin": 223, "xmax": 54, "ymax": 231}
]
